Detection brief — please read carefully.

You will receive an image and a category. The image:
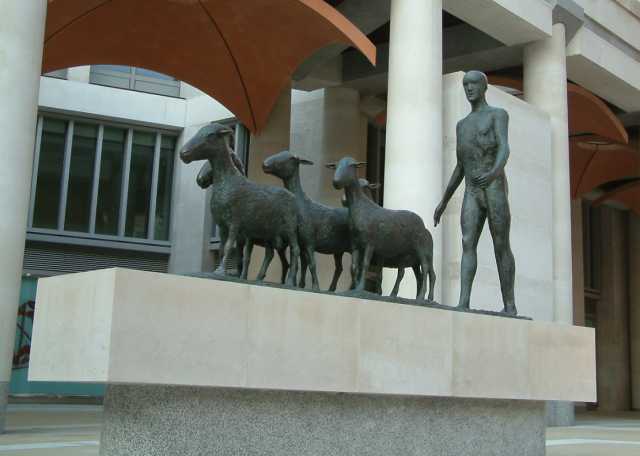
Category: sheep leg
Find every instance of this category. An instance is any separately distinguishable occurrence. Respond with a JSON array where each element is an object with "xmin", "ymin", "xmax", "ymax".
[
  {"xmin": 390, "ymin": 268, "xmax": 405, "ymax": 297},
  {"xmin": 240, "ymin": 239, "xmax": 254, "ymax": 280},
  {"xmin": 299, "ymin": 251, "xmax": 308, "ymax": 288},
  {"xmin": 350, "ymin": 249, "xmax": 360, "ymax": 290},
  {"xmin": 412, "ymin": 264, "xmax": 423, "ymax": 299},
  {"xmin": 427, "ymin": 260, "xmax": 436, "ymax": 302},
  {"xmin": 277, "ymin": 248, "xmax": 289, "ymax": 284},
  {"xmin": 417, "ymin": 252, "xmax": 430, "ymax": 301},
  {"xmin": 356, "ymin": 245, "xmax": 374, "ymax": 291},
  {"xmin": 328, "ymin": 252, "xmax": 343, "ymax": 292},
  {"xmin": 286, "ymin": 235, "xmax": 301, "ymax": 287},
  {"xmin": 214, "ymin": 225, "xmax": 229, "ymax": 274},
  {"xmin": 305, "ymin": 245, "xmax": 320, "ymax": 290},
  {"xmin": 218, "ymin": 227, "xmax": 238, "ymax": 277},
  {"xmin": 256, "ymin": 246, "xmax": 274, "ymax": 282}
]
